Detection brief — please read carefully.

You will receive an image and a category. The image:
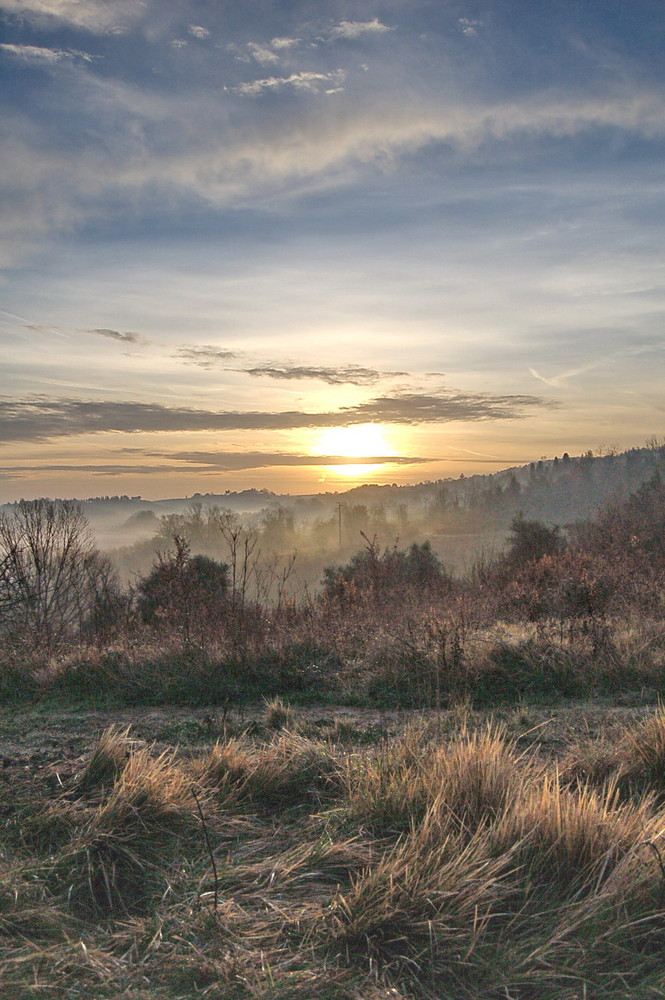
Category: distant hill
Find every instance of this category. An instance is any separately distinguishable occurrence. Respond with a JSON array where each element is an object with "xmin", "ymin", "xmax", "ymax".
[{"xmin": 2, "ymin": 443, "xmax": 664, "ymax": 555}]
